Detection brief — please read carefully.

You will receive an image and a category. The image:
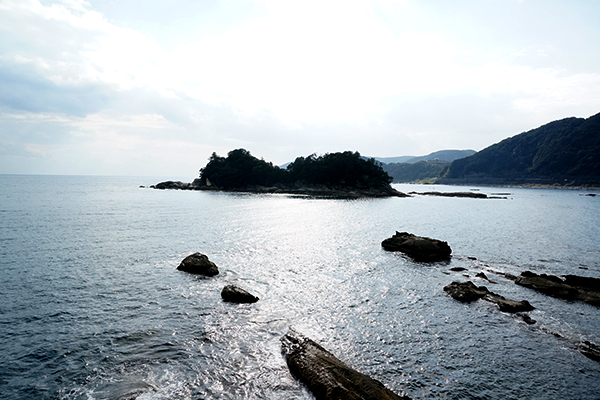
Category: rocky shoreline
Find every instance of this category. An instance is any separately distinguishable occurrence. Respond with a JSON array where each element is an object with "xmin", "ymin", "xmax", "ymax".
[{"xmin": 150, "ymin": 179, "xmax": 409, "ymax": 198}]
